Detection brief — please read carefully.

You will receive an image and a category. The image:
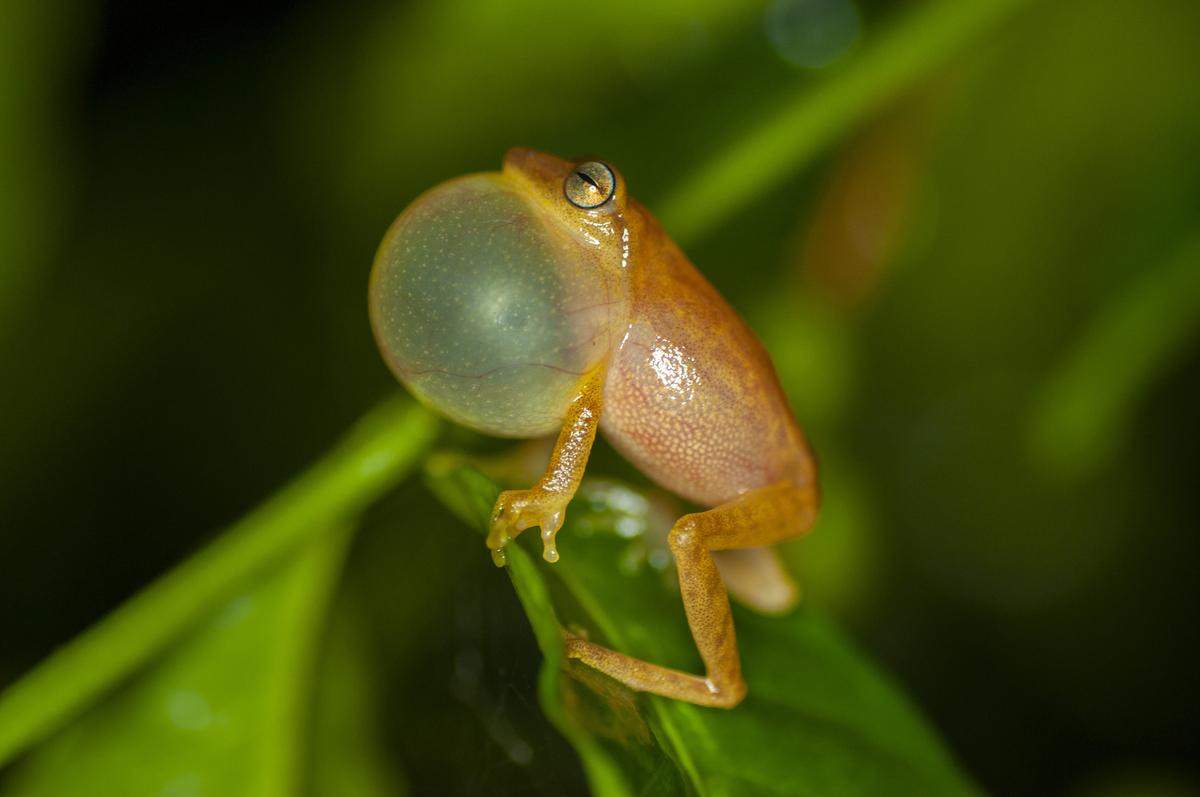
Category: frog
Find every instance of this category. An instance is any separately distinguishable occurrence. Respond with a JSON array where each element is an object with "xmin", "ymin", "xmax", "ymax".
[{"xmin": 369, "ymin": 148, "xmax": 819, "ymax": 708}]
